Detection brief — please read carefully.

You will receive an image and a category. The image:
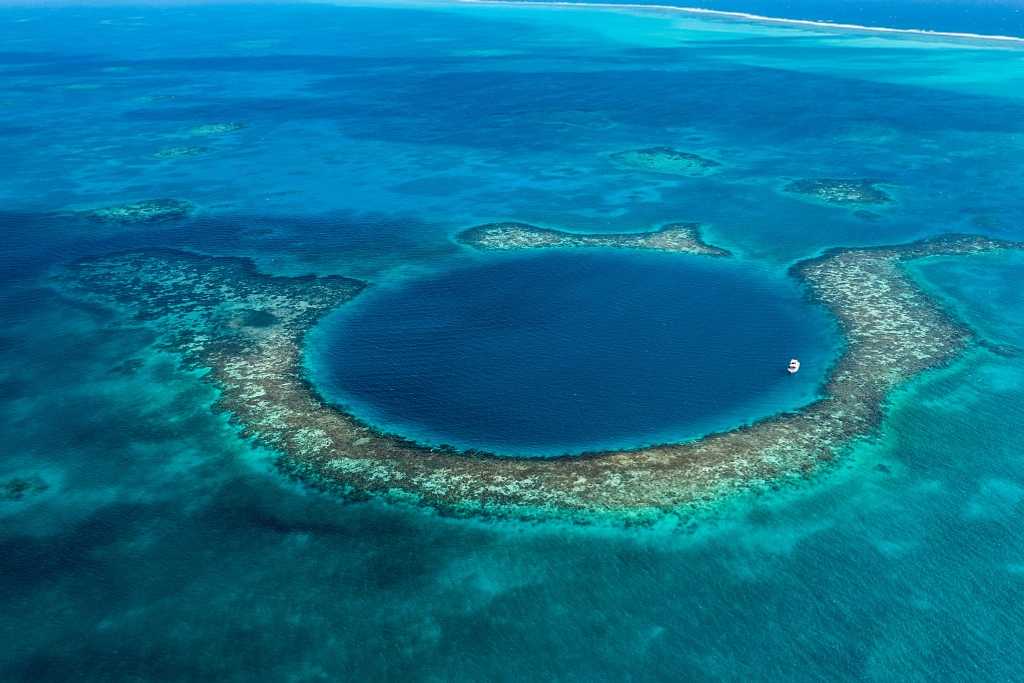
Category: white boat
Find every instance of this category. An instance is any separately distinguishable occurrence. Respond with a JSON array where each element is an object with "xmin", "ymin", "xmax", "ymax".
[{"xmin": 787, "ymin": 359, "xmax": 800, "ymax": 374}]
